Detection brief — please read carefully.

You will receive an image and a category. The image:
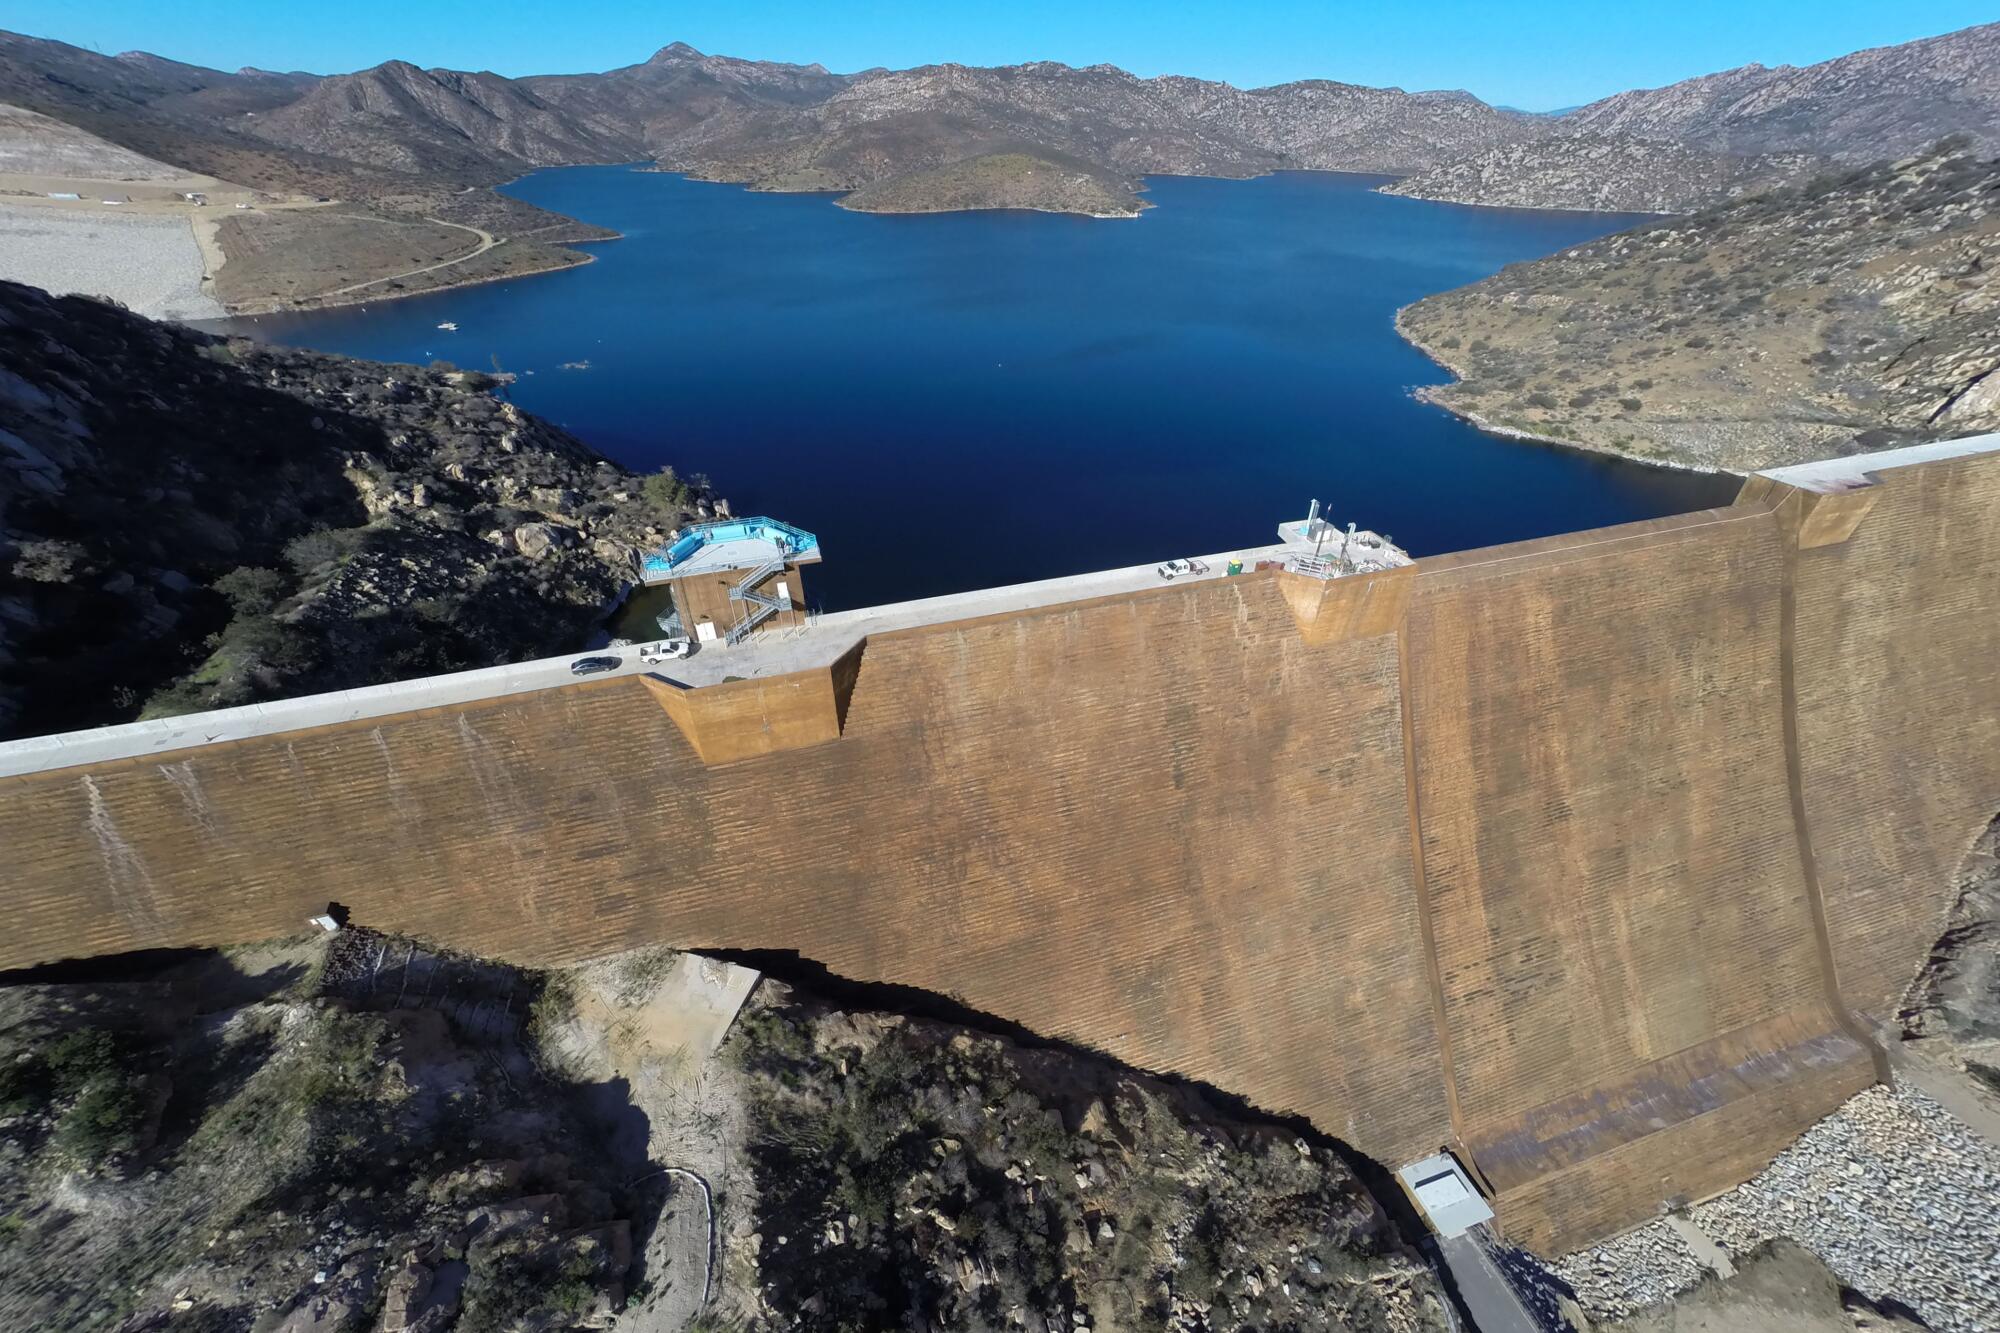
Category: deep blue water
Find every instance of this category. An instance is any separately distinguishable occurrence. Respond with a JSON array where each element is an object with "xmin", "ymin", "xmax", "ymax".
[{"xmin": 217, "ymin": 166, "xmax": 1732, "ymax": 611}]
